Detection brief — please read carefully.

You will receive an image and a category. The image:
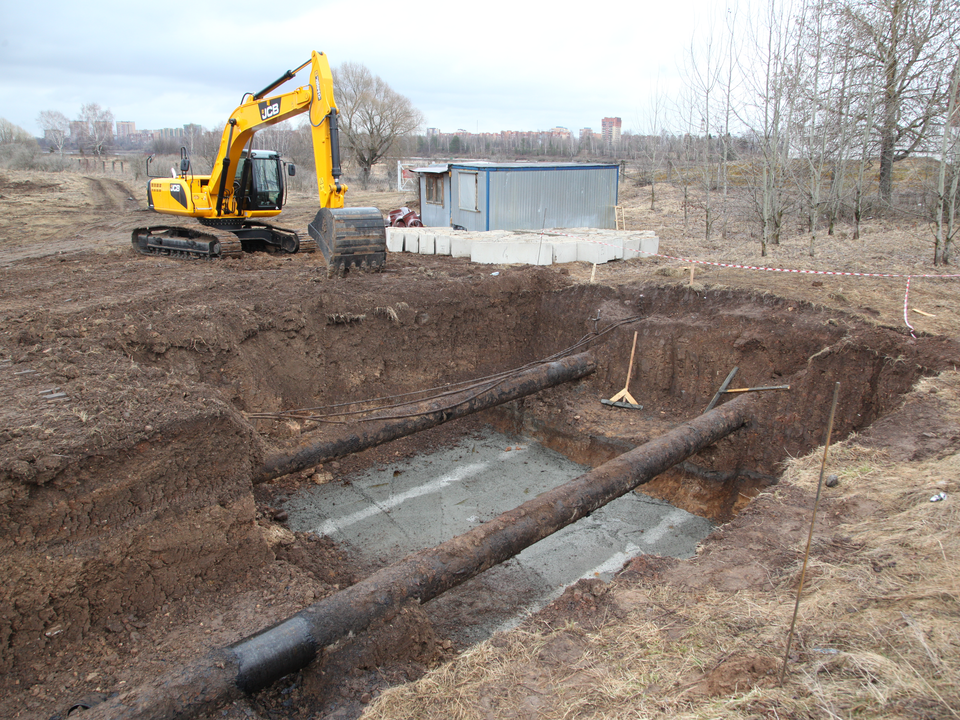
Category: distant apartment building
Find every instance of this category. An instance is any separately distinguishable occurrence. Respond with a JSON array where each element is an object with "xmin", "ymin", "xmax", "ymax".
[
  {"xmin": 602, "ymin": 117, "xmax": 621, "ymax": 146},
  {"xmin": 156, "ymin": 127, "xmax": 185, "ymax": 140},
  {"xmin": 116, "ymin": 121, "xmax": 136, "ymax": 137}
]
